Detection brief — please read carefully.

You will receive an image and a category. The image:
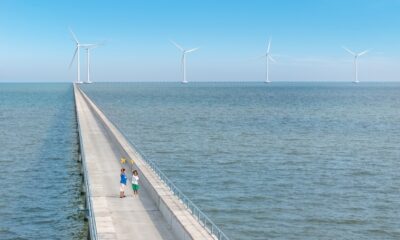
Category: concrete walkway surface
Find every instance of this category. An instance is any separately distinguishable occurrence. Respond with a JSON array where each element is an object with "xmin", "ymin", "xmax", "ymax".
[{"xmin": 74, "ymin": 84, "xmax": 216, "ymax": 240}]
